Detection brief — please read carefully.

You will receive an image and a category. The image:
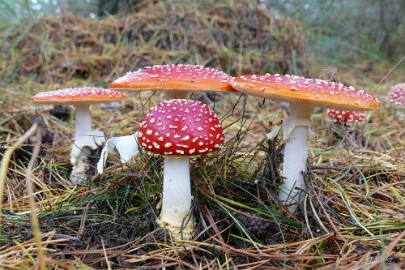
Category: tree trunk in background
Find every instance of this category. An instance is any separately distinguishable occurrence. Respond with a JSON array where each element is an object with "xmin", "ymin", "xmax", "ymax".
[
  {"xmin": 98, "ymin": 0, "xmax": 119, "ymax": 17},
  {"xmin": 98, "ymin": 0, "xmax": 146, "ymax": 17}
]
